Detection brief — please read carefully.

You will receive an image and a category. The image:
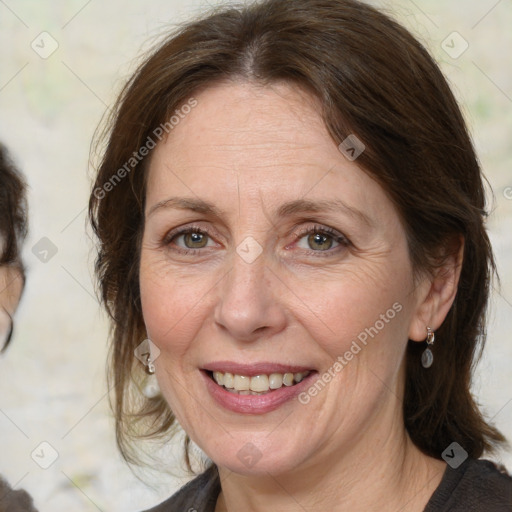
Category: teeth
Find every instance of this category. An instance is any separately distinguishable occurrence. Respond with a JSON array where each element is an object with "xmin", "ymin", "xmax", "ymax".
[
  {"xmin": 283, "ymin": 373, "xmax": 294, "ymax": 386},
  {"xmin": 213, "ymin": 371, "xmax": 224, "ymax": 386},
  {"xmin": 223, "ymin": 372, "xmax": 234, "ymax": 388},
  {"xmin": 210, "ymin": 370, "xmax": 310, "ymax": 394},
  {"xmin": 269, "ymin": 373, "xmax": 283, "ymax": 389},
  {"xmin": 250, "ymin": 374, "xmax": 269, "ymax": 392},
  {"xmin": 234, "ymin": 374, "xmax": 250, "ymax": 391}
]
